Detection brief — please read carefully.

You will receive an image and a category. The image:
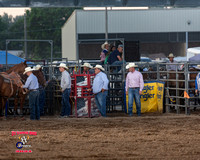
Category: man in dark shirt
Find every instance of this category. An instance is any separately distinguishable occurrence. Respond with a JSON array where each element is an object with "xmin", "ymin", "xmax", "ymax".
[
  {"xmin": 108, "ymin": 45, "xmax": 125, "ymax": 72},
  {"xmin": 108, "ymin": 45, "xmax": 123, "ymax": 65}
]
